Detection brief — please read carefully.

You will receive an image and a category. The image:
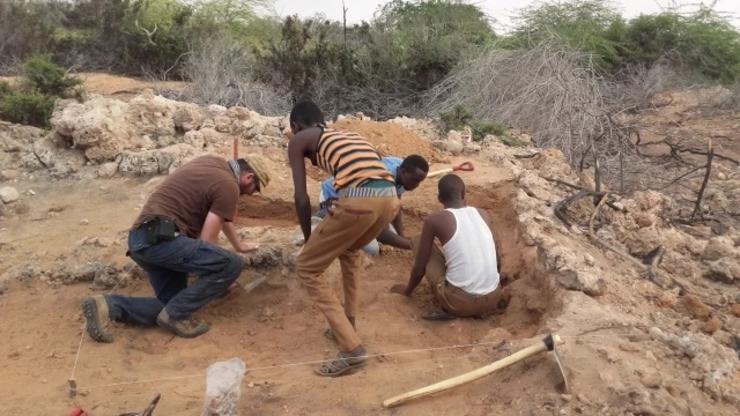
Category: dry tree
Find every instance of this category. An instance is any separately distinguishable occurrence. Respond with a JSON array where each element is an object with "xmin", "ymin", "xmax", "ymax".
[
  {"xmin": 178, "ymin": 33, "xmax": 291, "ymax": 116},
  {"xmin": 425, "ymin": 41, "xmax": 672, "ymax": 193}
]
